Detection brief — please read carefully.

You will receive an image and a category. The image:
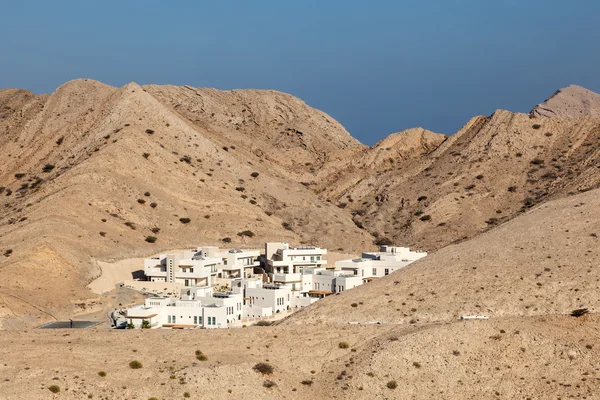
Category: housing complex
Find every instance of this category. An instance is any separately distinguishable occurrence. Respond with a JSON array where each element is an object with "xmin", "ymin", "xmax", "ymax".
[{"xmin": 125, "ymin": 243, "xmax": 426, "ymax": 329}]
